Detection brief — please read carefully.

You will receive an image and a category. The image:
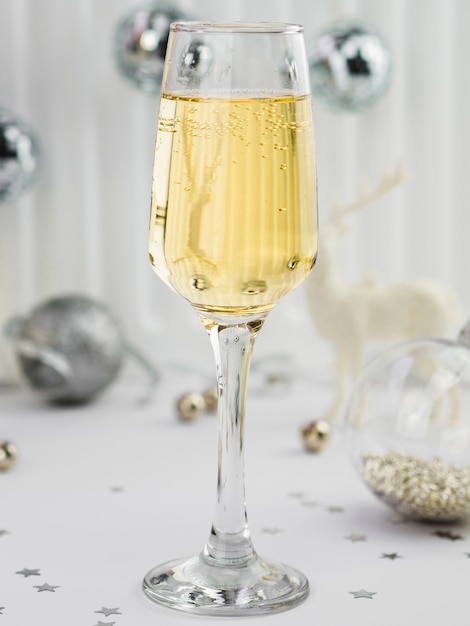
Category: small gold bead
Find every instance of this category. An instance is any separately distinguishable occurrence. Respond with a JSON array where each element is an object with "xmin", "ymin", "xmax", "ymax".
[
  {"xmin": 301, "ymin": 420, "xmax": 330, "ymax": 453},
  {"xmin": 0, "ymin": 441, "xmax": 17, "ymax": 471},
  {"xmin": 176, "ymin": 392, "xmax": 206, "ymax": 422},
  {"xmin": 202, "ymin": 387, "xmax": 218, "ymax": 413}
]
